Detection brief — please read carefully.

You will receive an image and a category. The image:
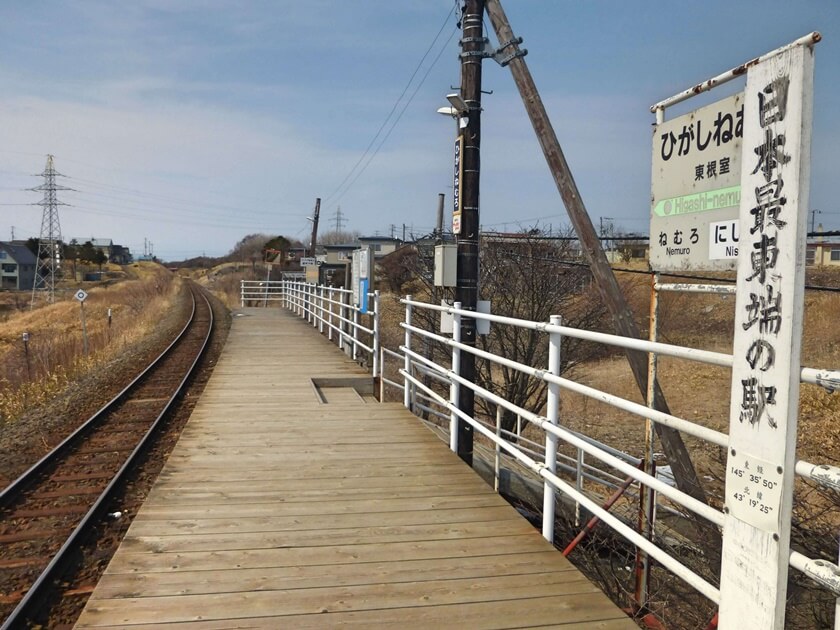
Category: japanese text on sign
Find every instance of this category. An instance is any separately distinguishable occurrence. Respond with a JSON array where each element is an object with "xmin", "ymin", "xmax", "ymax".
[
  {"xmin": 725, "ymin": 450, "xmax": 783, "ymax": 533},
  {"xmin": 737, "ymin": 75, "xmax": 792, "ymax": 429},
  {"xmin": 650, "ymin": 93, "xmax": 743, "ymax": 271}
]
